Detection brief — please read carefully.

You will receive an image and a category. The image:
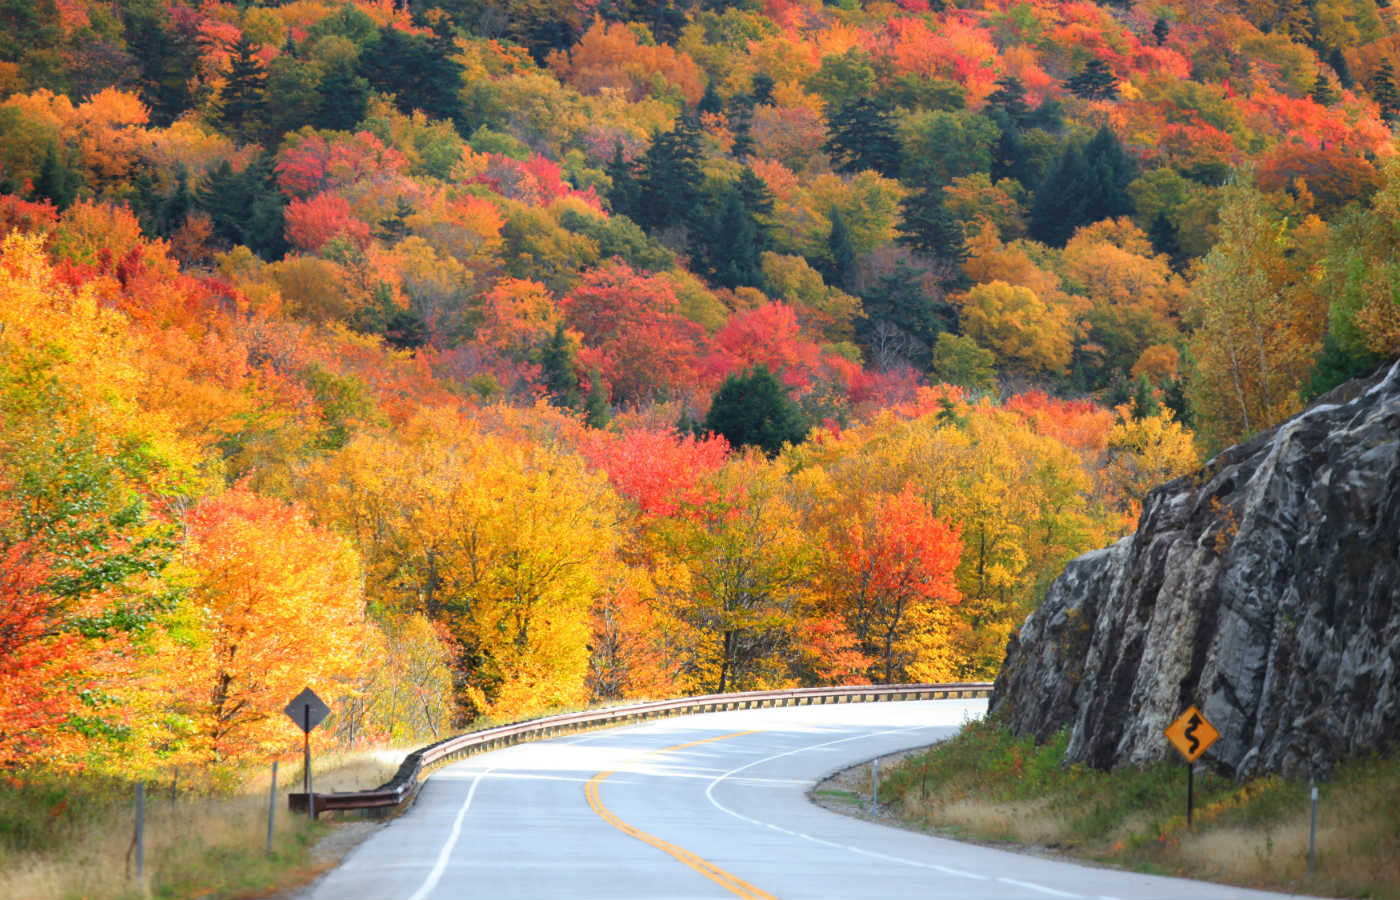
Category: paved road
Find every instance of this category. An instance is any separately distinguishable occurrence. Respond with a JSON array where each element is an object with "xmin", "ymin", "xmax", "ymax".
[{"xmin": 305, "ymin": 700, "xmax": 1286, "ymax": 899}]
